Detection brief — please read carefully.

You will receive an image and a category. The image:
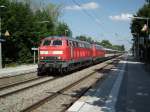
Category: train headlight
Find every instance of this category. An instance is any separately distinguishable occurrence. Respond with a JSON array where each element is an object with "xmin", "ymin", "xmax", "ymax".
[
  {"xmin": 57, "ymin": 56, "xmax": 61, "ymax": 59},
  {"xmin": 52, "ymin": 51, "xmax": 63, "ymax": 54},
  {"xmin": 40, "ymin": 56, "xmax": 44, "ymax": 59},
  {"xmin": 40, "ymin": 51, "xmax": 48, "ymax": 54}
]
